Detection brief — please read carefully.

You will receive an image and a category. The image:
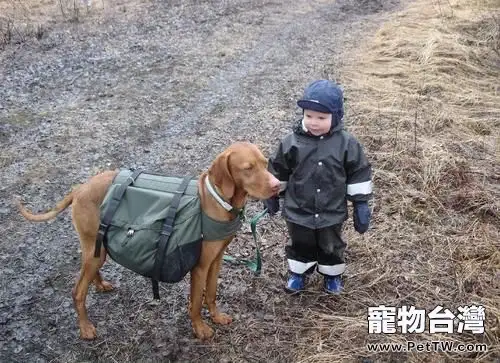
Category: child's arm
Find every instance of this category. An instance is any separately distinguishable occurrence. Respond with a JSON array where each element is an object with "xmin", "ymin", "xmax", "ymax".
[
  {"xmin": 268, "ymin": 141, "xmax": 293, "ymax": 189},
  {"xmin": 264, "ymin": 141, "xmax": 292, "ymax": 215},
  {"xmin": 345, "ymin": 137, "xmax": 373, "ymax": 202},
  {"xmin": 345, "ymin": 136, "xmax": 373, "ymax": 233}
]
